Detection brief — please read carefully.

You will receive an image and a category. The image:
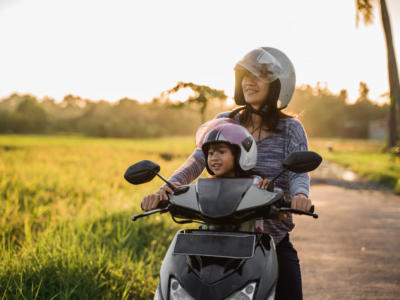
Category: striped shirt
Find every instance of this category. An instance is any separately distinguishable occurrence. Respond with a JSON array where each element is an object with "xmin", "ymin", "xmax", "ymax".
[{"xmin": 170, "ymin": 111, "xmax": 309, "ymax": 244}]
